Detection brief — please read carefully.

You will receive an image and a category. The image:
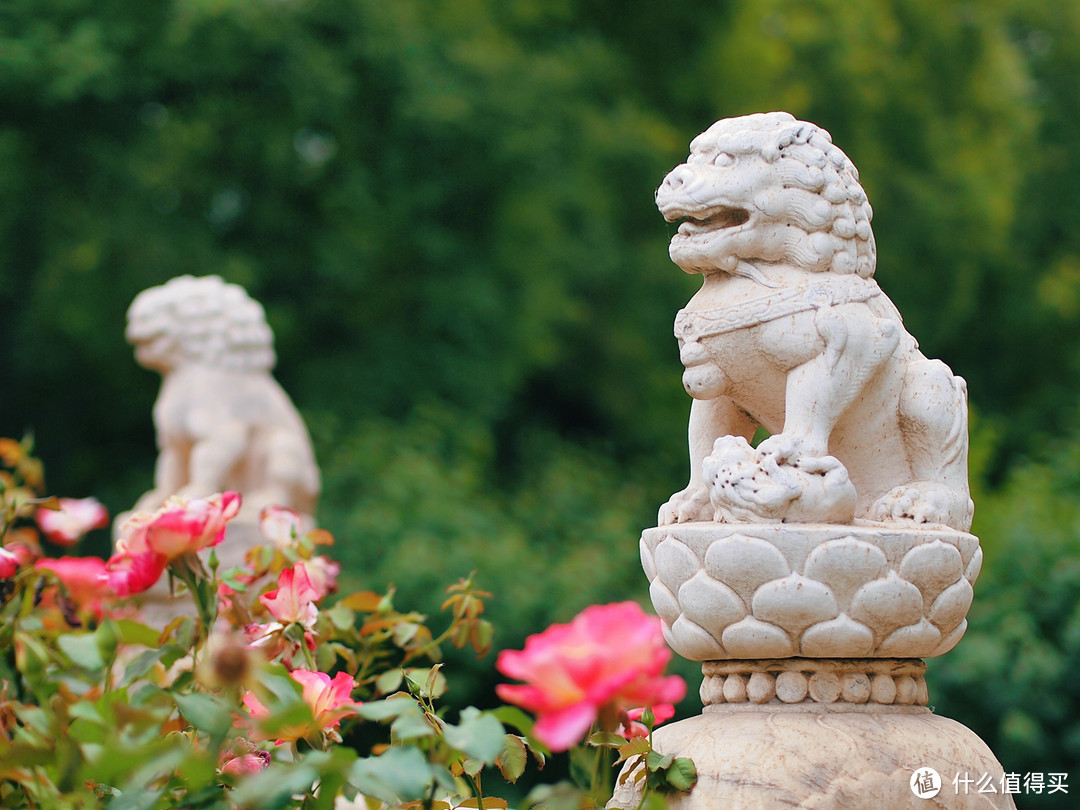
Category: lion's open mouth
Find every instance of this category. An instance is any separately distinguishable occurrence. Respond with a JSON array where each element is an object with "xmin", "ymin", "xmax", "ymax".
[{"xmin": 676, "ymin": 206, "xmax": 750, "ymax": 235}]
